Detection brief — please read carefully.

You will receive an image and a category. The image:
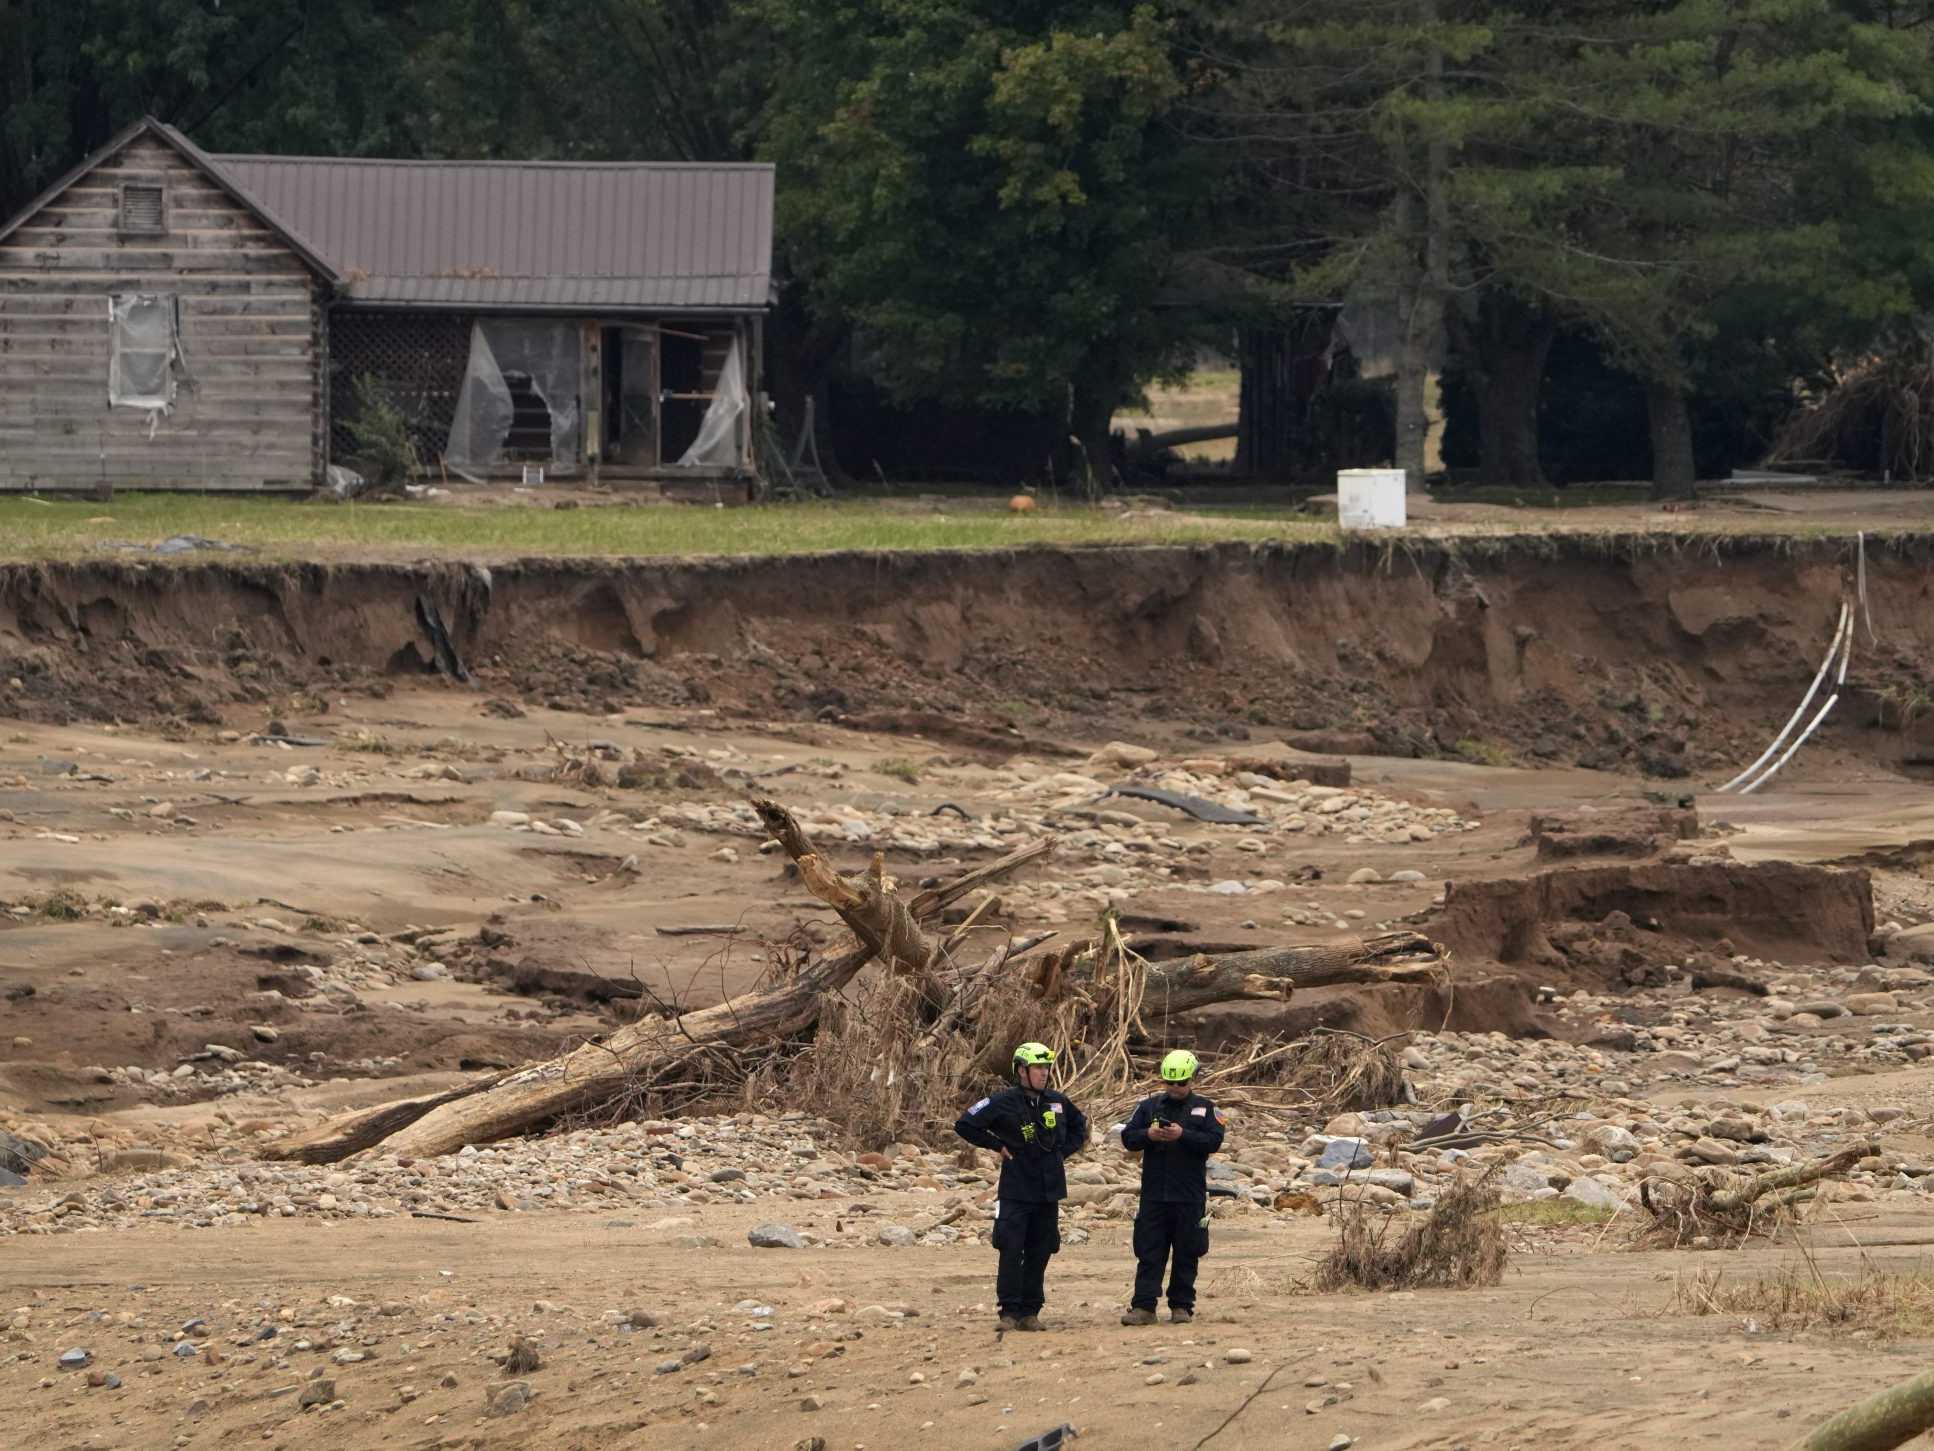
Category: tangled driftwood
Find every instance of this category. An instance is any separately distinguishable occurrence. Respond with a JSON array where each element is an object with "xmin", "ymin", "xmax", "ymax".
[
  {"xmin": 1639, "ymin": 1141, "xmax": 1881, "ymax": 1246},
  {"xmin": 267, "ymin": 796, "xmax": 1454, "ymax": 1163}
]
